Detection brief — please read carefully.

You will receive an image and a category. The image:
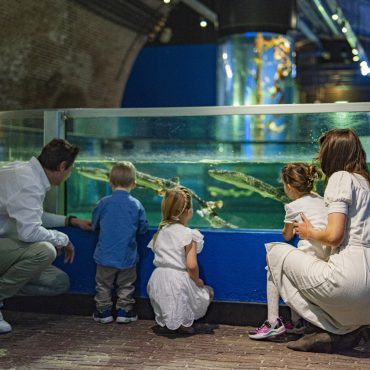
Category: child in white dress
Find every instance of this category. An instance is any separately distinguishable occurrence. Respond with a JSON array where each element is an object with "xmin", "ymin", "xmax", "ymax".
[
  {"xmin": 147, "ymin": 186, "xmax": 213, "ymax": 334},
  {"xmin": 249, "ymin": 163, "xmax": 329, "ymax": 340}
]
